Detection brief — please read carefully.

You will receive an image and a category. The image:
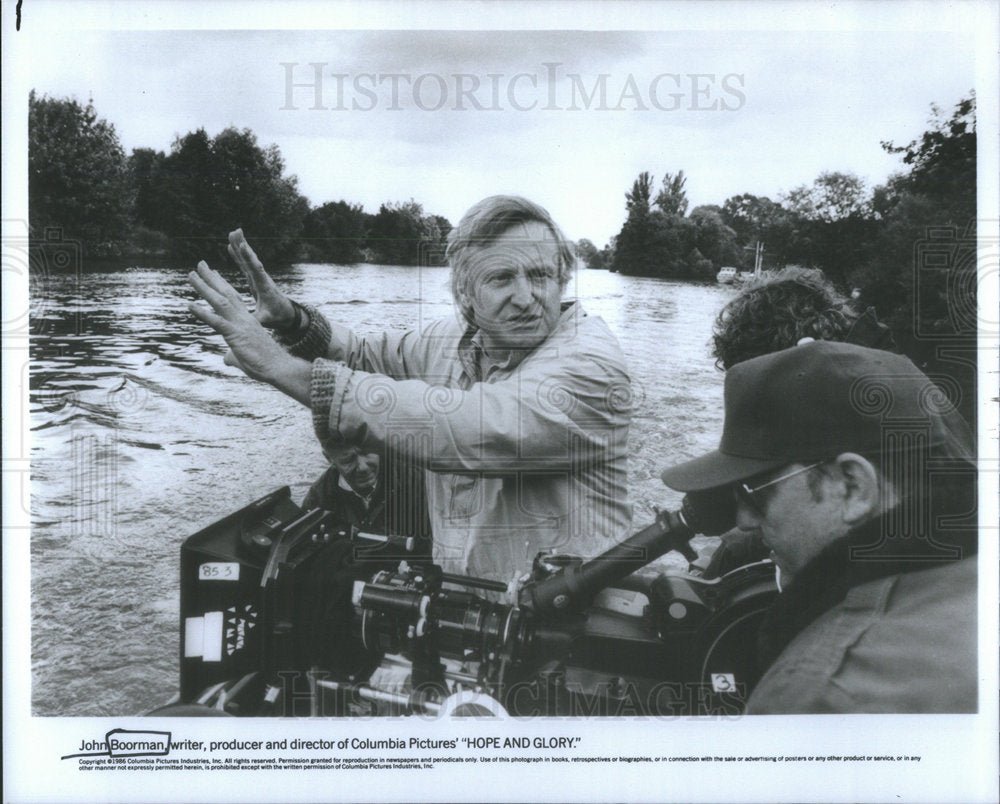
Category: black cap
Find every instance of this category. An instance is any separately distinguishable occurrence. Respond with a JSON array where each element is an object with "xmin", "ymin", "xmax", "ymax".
[{"xmin": 661, "ymin": 341, "xmax": 972, "ymax": 492}]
